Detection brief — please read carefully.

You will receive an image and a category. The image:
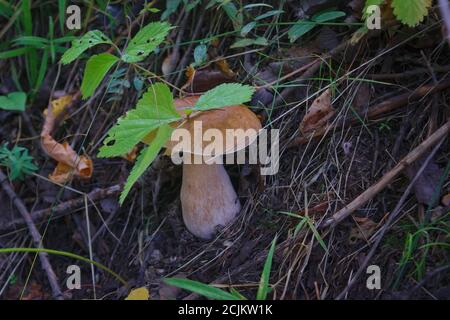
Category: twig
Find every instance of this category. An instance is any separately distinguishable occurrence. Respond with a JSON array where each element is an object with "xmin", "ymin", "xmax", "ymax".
[
  {"xmin": 0, "ymin": 170, "xmax": 63, "ymax": 300},
  {"xmin": 289, "ymin": 78, "xmax": 450, "ymax": 147},
  {"xmin": 274, "ymin": 40, "xmax": 351, "ymax": 106},
  {"xmin": 173, "ymin": 11, "xmax": 205, "ymax": 89},
  {"xmin": 0, "ymin": 184, "xmax": 122, "ymax": 233},
  {"xmin": 404, "ymin": 264, "xmax": 450, "ymax": 299},
  {"xmin": 365, "ymin": 65, "xmax": 450, "ymax": 80},
  {"xmin": 438, "ymin": 0, "xmax": 450, "ymax": 44},
  {"xmin": 321, "ymin": 118, "xmax": 450, "ymax": 229},
  {"xmin": 334, "ymin": 136, "xmax": 446, "ymax": 299}
]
